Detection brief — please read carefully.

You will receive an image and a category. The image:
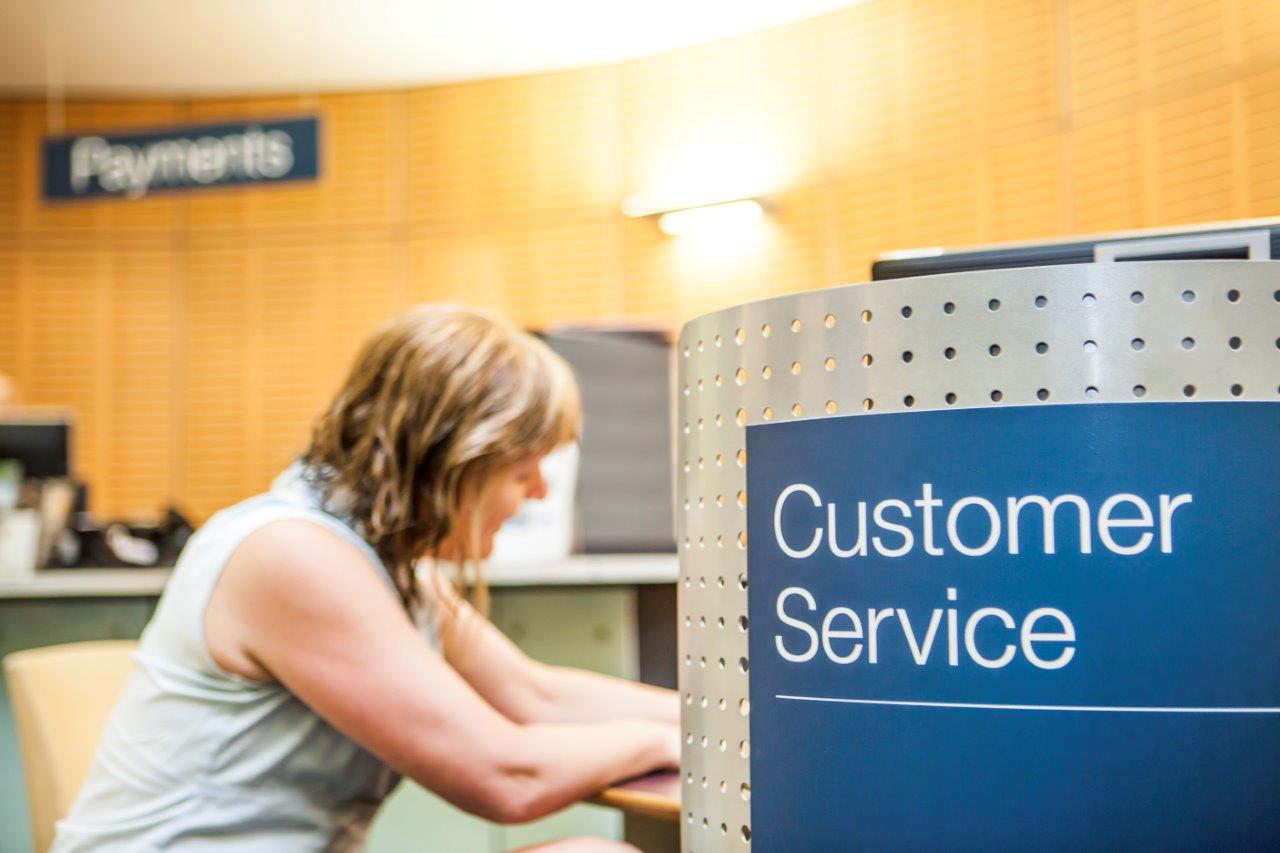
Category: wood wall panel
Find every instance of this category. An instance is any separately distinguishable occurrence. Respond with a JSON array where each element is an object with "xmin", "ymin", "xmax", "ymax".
[
  {"xmin": 406, "ymin": 85, "xmax": 479, "ymax": 226},
  {"xmin": 759, "ymin": 186, "xmax": 826, "ymax": 298},
  {"xmin": 902, "ymin": 153, "xmax": 990, "ymax": 248},
  {"xmin": 318, "ymin": 94, "xmax": 403, "ymax": 227},
  {"xmin": 1070, "ymin": 113, "xmax": 1148, "ymax": 231},
  {"xmin": 183, "ymin": 242, "xmax": 257, "ymax": 515},
  {"xmin": 618, "ymin": 217, "xmax": 680, "ymax": 322},
  {"xmin": 754, "ymin": 20, "xmax": 825, "ymax": 192},
  {"xmin": 408, "ymin": 232, "xmax": 493, "ymax": 307},
  {"xmin": 319, "ymin": 239, "xmax": 408, "ymax": 382},
  {"xmin": 1243, "ymin": 69, "xmax": 1280, "ymax": 214},
  {"xmin": 1147, "ymin": 0, "xmax": 1231, "ymax": 88},
  {"xmin": 18, "ymin": 249, "xmax": 112, "ymax": 497},
  {"xmin": 899, "ymin": 0, "xmax": 985, "ymax": 151},
  {"xmin": 1, "ymin": 0, "xmax": 1278, "ymax": 519},
  {"xmin": 0, "ymin": 248, "xmax": 18, "ymax": 382},
  {"xmin": 102, "ymin": 248, "xmax": 175, "ymax": 517},
  {"xmin": 253, "ymin": 242, "xmax": 331, "ymax": 481},
  {"xmin": 1150, "ymin": 88, "xmax": 1239, "ymax": 223},
  {"xmin": 0, "ymin": 105, "xmax": 21, "ymax": 232},
  {"xmin": 1241, "ymin": 0, "xmax": 1280, "ymax": 61},
  {"xmin": 477, "ymin": 228, "xmax": 538, "ymax": 324},
  {"xmin": 518, "ymin": 220, "xmax": 620, "ymax": 327},
  {"xmin": 980, "ymin": 0, "xmax": 1061, "ymax": 136},
  {"xmin": 468, "ymin": 77, "xmax": 540, "ymax": 224},
  {"xmin": 986, "ymin": 135, "xmax": 1068, "ymax": 240},
  {"xmin": 821, "ymin": 1, "xmax": 905, "ymax": 175},
  {"xmin": 182, "ymin": 235, "xmax": 403, "ymax": 508},
  {"xmin": 828, "ymin": 169, "xmax": 909, "ymax": 287},
  {"xmin": 1065, "ymin": 0, "xmax": 1144, "ymax": 113},
  {"xmin": 529, "ymin": 69, "xmax": 622, "ymax": 217}
]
